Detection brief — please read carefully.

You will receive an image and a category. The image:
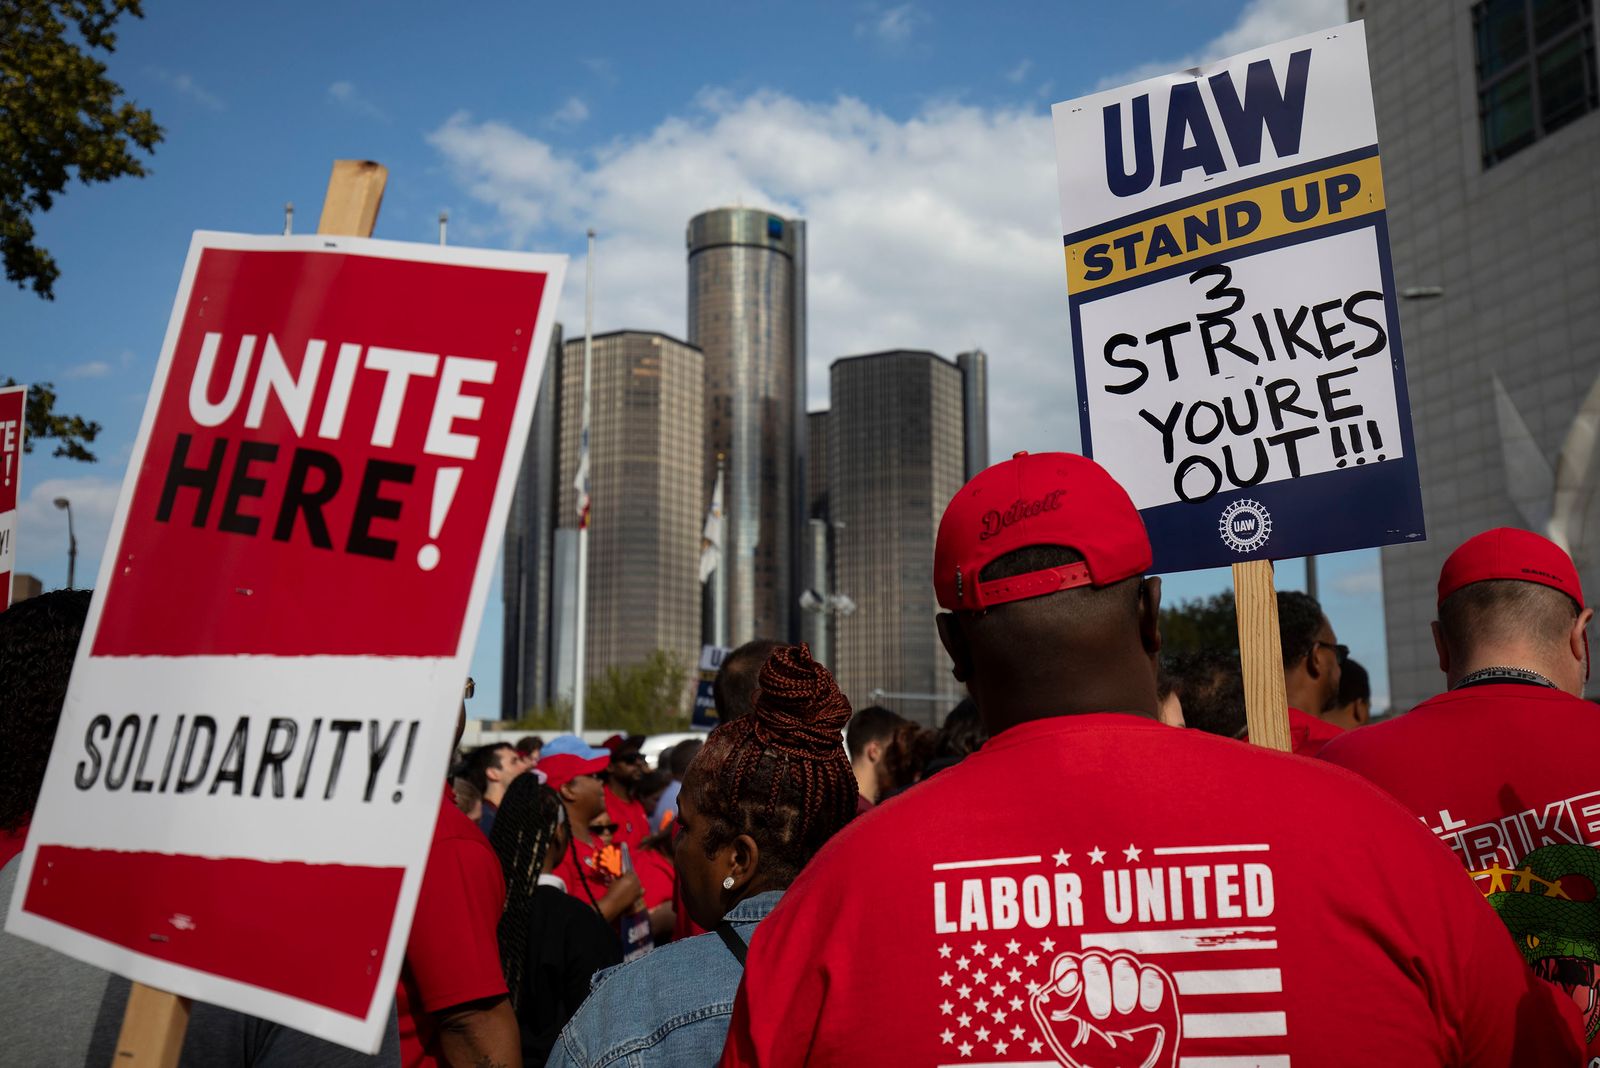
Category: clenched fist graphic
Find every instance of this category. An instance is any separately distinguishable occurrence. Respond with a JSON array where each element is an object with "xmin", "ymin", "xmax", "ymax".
[{"xmin": 1028, "ymin": 950, "xmax": 1179, "ymax": 1068}]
